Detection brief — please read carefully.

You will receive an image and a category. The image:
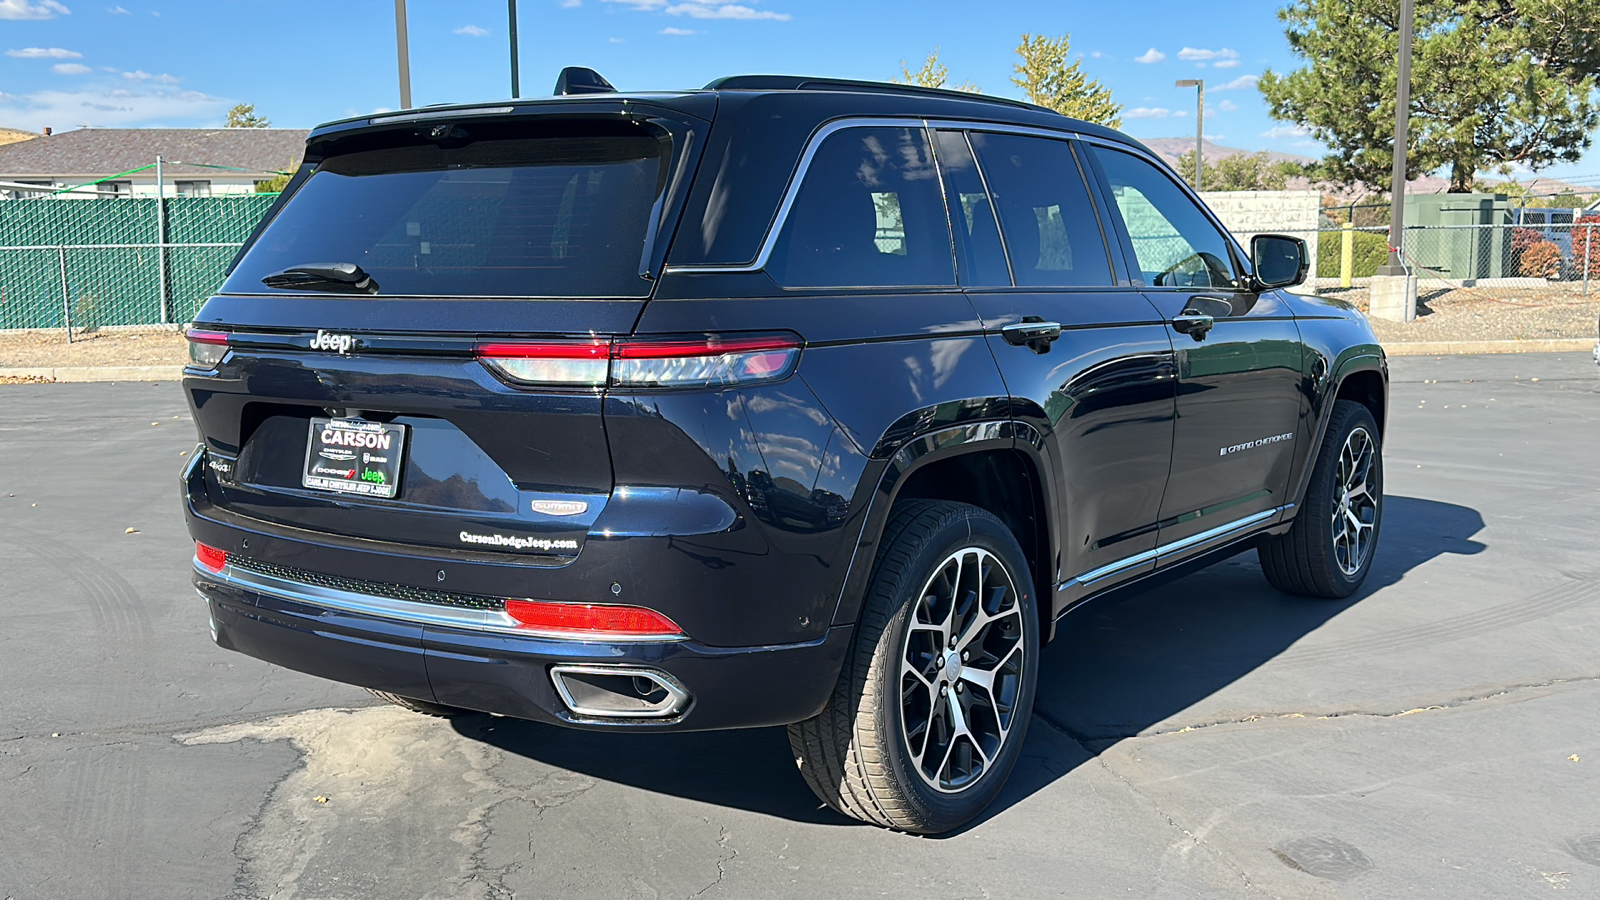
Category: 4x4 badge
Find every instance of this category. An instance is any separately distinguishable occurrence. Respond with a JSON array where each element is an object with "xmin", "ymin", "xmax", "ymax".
[{"xmin": 310, "ymin": 330, "xmax": 356, "ymax": 354}]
